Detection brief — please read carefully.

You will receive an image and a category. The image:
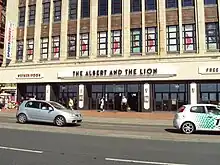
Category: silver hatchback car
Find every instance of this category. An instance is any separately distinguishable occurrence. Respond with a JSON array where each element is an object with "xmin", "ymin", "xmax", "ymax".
[{"xmin": 16, "ymin": 100, "xmax": 83, "ymax": 126}]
